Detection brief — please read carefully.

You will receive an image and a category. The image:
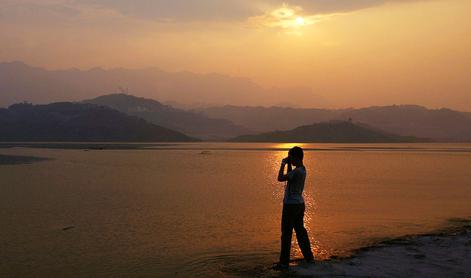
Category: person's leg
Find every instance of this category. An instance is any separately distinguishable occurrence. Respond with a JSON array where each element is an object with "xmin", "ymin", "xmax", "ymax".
[
  {"xmin": 279, "ymin": 204, "xmax": 294, "ymax": 265},
  {"xmin": 293, "ymin": 203, "xmax": 314, "ymax": 261}
]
